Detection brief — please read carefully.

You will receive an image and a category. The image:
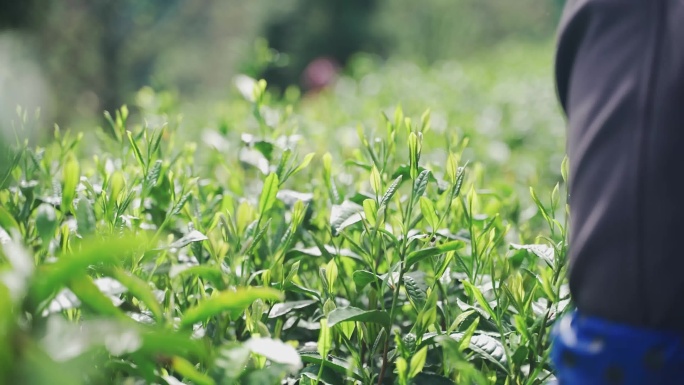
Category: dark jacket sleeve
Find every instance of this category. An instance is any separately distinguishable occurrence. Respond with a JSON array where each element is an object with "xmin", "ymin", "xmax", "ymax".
[{"xmin": 556, "ymin": 0, "xmax": 684, "ymax": 330}]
